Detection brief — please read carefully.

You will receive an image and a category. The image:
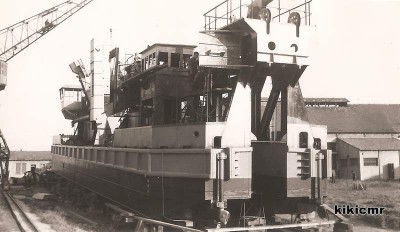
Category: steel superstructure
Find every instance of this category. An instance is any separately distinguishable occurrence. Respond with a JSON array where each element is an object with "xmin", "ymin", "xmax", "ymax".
[{"xmin": 50, "ymin": 0, "xmax": 352, "ymax": 231}]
